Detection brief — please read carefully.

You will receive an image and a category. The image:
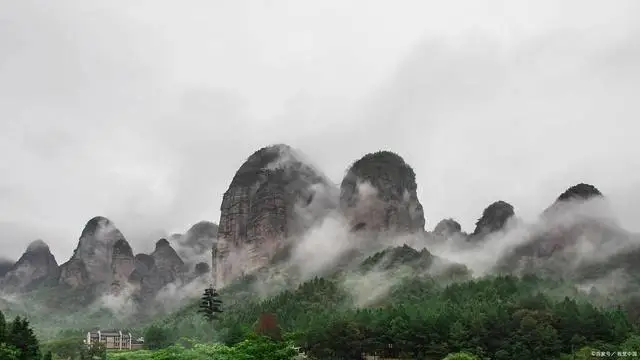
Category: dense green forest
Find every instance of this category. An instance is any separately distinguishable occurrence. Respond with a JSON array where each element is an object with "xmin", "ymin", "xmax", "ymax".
[
  {"xmin": 147, "ymin": 273, "xmax": 640, "ymax": 359},
  {"xmin": 14, "ymin": 271, "xmax": 640, "ymax": 359}
]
